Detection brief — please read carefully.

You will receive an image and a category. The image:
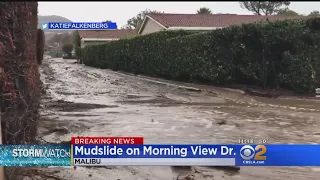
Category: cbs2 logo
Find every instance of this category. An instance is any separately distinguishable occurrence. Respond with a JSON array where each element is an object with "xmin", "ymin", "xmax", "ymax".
[{"xmin": 240, "ymin": 145, "xmax": 267, "ymax": 160}]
